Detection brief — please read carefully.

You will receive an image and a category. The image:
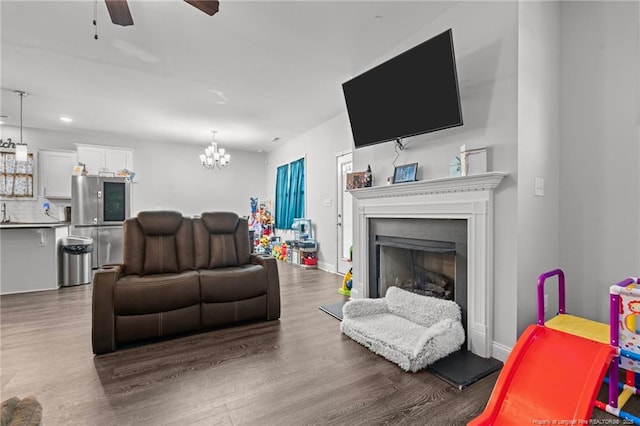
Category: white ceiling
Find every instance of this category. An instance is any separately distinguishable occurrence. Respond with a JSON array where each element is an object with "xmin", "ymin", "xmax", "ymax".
[{"xmin": 1, "ymin": 0, "xmax": 457, "ymax": 152}]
